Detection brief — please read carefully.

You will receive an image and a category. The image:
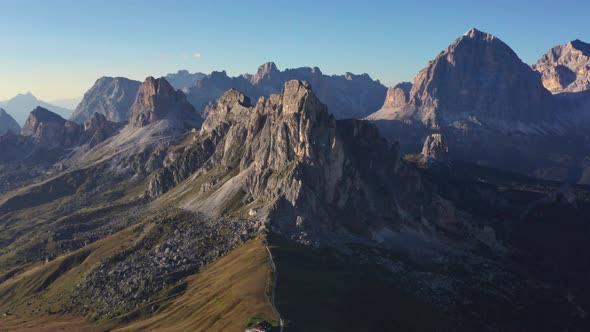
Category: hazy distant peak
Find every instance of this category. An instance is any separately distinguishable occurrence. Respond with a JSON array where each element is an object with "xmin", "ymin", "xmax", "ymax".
[
  {"xmin": 256, "ymin": 62, "xmax": 279, "ymax": 76},
  {"xmin": 163, "ymin": 70, "xmax": 206, "ymax": 90}
]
